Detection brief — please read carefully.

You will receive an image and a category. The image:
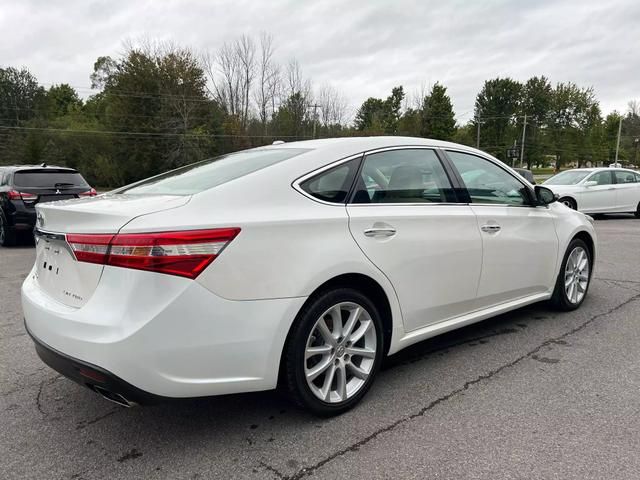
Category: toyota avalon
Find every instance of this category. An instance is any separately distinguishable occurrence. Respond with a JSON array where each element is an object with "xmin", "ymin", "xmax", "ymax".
[{"xmin": 22, "ymin": 137, "xmax": 596, "ymax": 415}]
